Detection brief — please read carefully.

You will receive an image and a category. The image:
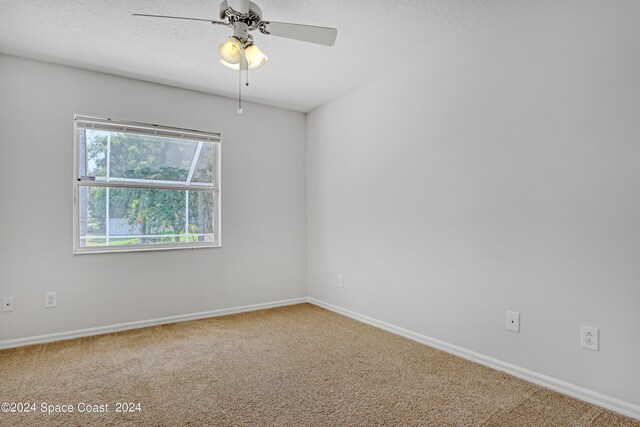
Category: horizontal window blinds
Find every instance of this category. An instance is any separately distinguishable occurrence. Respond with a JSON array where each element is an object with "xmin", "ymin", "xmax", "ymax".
[{"xmin": 75, "ymin": 115, "xmax": 221, "ymax": 143}]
